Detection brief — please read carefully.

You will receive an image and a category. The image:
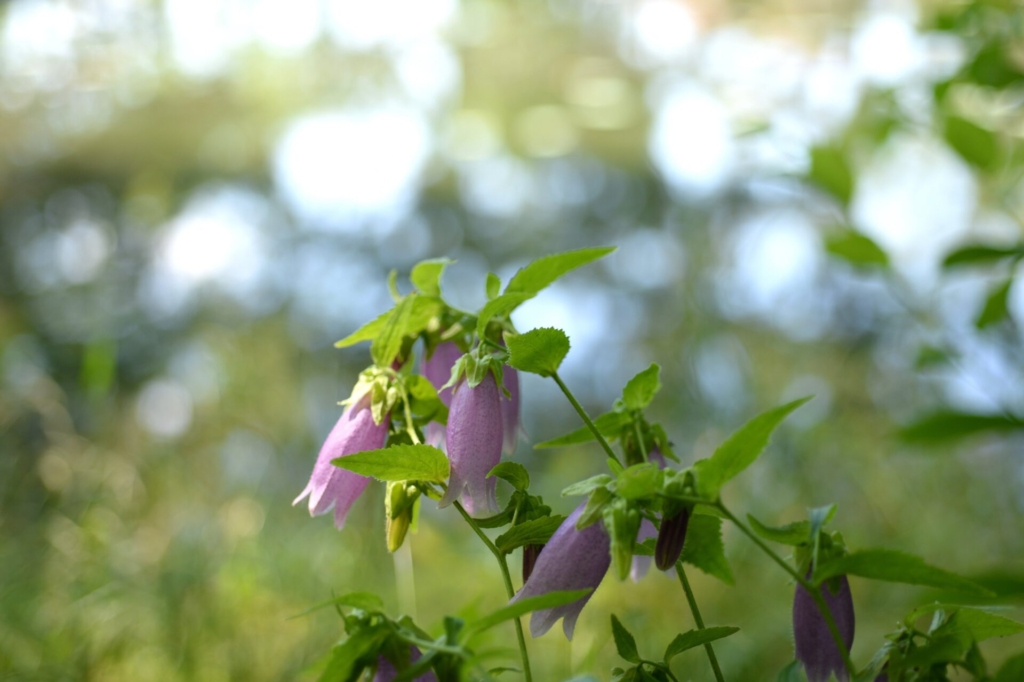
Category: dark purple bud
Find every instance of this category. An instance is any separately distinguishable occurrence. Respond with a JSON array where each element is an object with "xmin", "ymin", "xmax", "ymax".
[
  {"xmin": 630, "ymin": 518, "xmax": 658, "ymax": 582},
  {"xmin": 522, "ymin": 543, "xmax": 543, "ymax": 583},
  {"xmin": 421, "ymin": 342, "xmax": 463, "ymax": 449},
  {"xmin": 373, "ymin": 647, "xmax": 437, "ymax": 682},
  {"xmin": 793, "ymin": 575, "xmax": 855, "ymax": 682},
  {"xmin": 502, "ymin": 366, "xmax": 521, "ymax": 455},
  {"xmin": 439, "ymin": 374, "xmax": 503, "ymax": 515},
  {"xmin": 510, "ymin": 502, "xmax": 610, "ymax": 640},
  {"xmin": 293, "ymin": 393, "xmax": 389, "ymax": 529},
  {"xmin": 655, "ymin": 507, "xmax": 690, "ymax": 571}
]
